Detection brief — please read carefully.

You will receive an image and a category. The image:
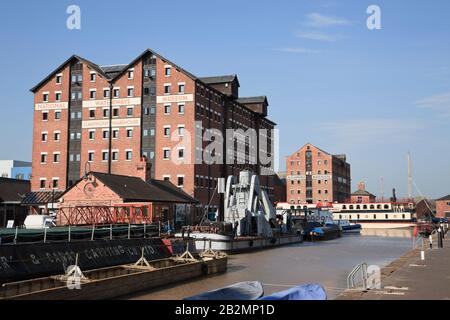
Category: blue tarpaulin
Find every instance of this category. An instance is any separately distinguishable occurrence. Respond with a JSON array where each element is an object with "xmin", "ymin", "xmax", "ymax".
[{"xmin": 259, "ymin": 284, "xmax": 327, "ymax": 300}]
